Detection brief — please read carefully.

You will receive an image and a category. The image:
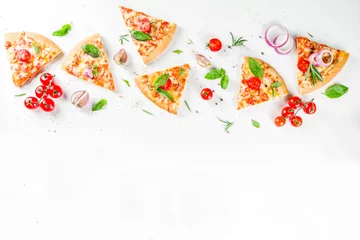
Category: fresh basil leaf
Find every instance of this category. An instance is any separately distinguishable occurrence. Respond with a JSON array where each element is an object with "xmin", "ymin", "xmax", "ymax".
[
  {"xmin": 205, "ymin": 69, "xmax": 223, "ymax": 80},
  {"xmin": 90, "ymin": 65, "xmax": 98, "ymax": 78},
  {"xmin": 15, "ymin": 93, "xmax": 26, "ymax": 97},
  {"xmin": 179, "ymin": 66, "xmax": 184, "ymax": 78},
  {"xmin": 33, "ymin": 43, "xmax": 39, "ymax": 54},
  {"xmin": 130, "ymin": 30, "xmax": 152, "ymax": 41},
  {"xmin": 156, "ymin": 88, "xmax": 174, "ymax": 101},
  {"xmin": 184, "ymin": 100, "xmax": 191, "ymax": 112},
  {"xmin": 92, "ymin": 99, "xmax": 107, "ymax": 111},
  {"xmin": 248, "ymin": 57, "xmax": 263, "ymax": 79},
  {"xmin": 142, "ymin": 109, "xmax": 153, "ymax": 115},
  {"xmin": 324, "ymin": 84, "xmax": 349, "ymax": 99},
  {"xmin": 251, "ymin": 119, "xmax": 260, "ymax": 128},
  {"xmin": 220, "ymin": 74, "xmax": 229, "ymax": 89},
  {"xmin": 270, "ymin": 81, "xmax": 283, "ymax": 97},
  {"xmin": 123, "ymin": 79, "xmax": 130, "ymax": 87},
  {"xmin": 153, "ymin": 74, "xmax": 170, "ymax": 89},
  {"xmin": 173, "ymin": 50, "xmax": 183, "ymax": 55},
  {"xmin": 52, "ymin": 23, "xmax": 72, "ymax": 36},
  {"xmin": 82, "ymin": 44, "xmax": 101, "ymax": 58}
]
